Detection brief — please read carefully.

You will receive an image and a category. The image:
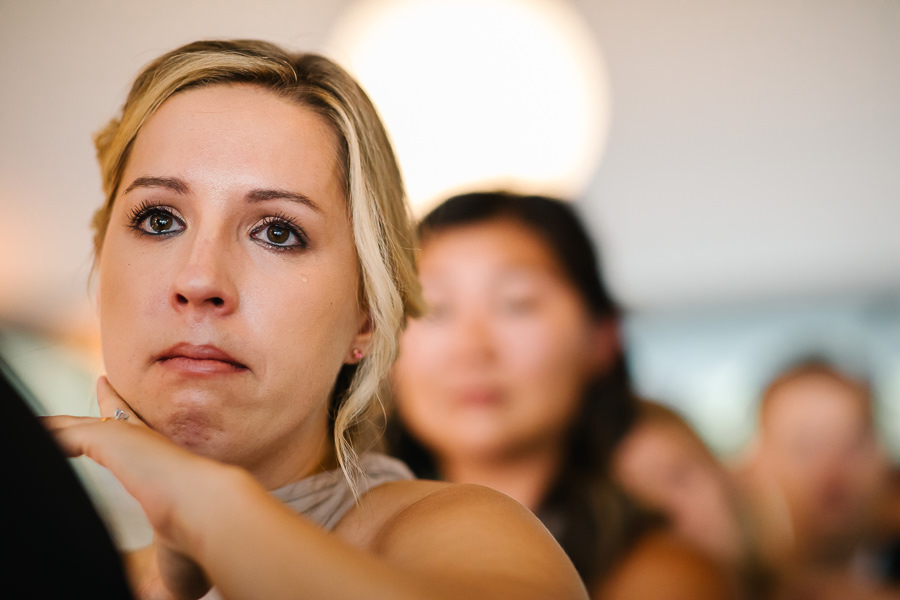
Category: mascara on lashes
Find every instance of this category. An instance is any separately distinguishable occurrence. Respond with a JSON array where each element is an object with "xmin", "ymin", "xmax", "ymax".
[{"xmin": 128, "ymin": 200, "xmax": 310, "ymax": 251}]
